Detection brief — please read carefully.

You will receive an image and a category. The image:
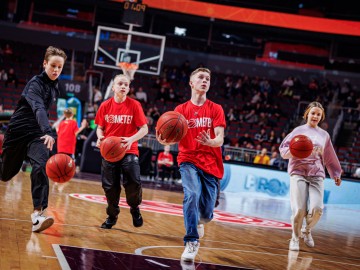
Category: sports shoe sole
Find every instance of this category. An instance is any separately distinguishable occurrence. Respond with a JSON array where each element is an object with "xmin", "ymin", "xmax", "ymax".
[
  {"xmin": 32, "ymin": 218, "xmax": 54, "ymax": 233},
  {"xmin": 181, "ymin": 256, "xmax": 195, "ymax": 262}
]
